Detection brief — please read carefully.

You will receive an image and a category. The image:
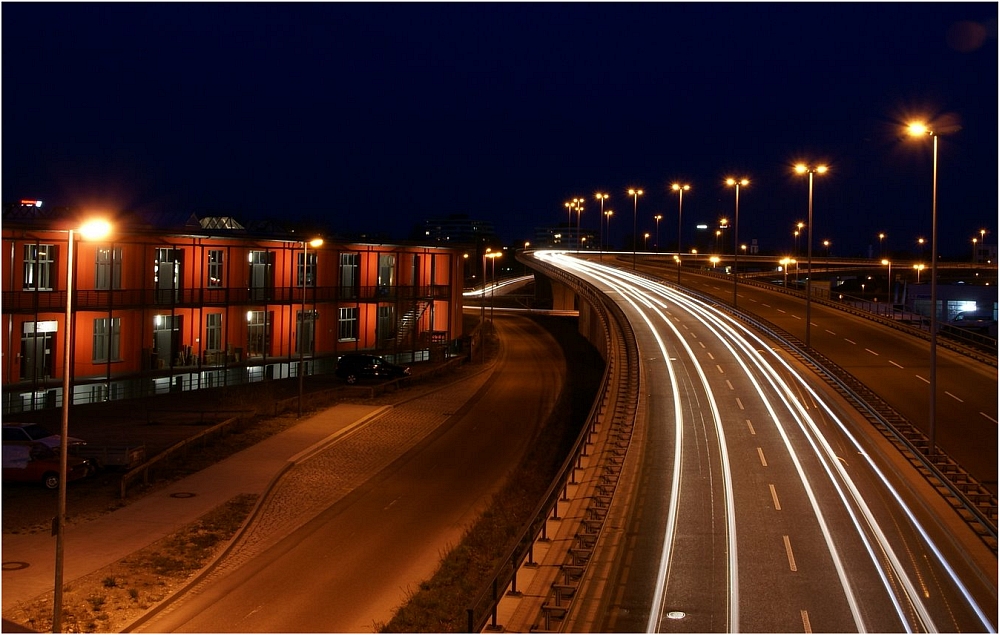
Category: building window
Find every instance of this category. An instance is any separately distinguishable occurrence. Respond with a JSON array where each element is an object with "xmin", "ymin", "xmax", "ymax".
[
  {"xmin": 205, "ymin": 313, "xmax": 223, "ymax": 351},
  {"xmin": 297, "ymin": 251, "xmax": 318, "ymax": 287},
  {"xmin": 207, "ymin": 250, "xmax": 224, "ymax": 288},
  {"xmin": 377, "ymin": 304, "xmax": 395, "ymax": 342},
  {"xmin": 23, "ymin": 244, "xmax": 56, "ymax": 291},
  {"xmin": 339, "ymin": 253, "xmax": 359, "ymax": 298},
  {"xmin": 338, "ymin": 307, "xmax": 359, "ymax": 341},
  {"xmin": 296, "ymin": 310, "xmax": 316, "ymax": 354},
  {"xmin": 378, "ymin": 253, "xmax": 396, "ymax": 293},
  {"xmin": 95, "ymin": 247, "xmax": 122, "ymax": 290},
  {"xmin": 246, "ymin": 310, "xmax": 271, "ymax": 358},
  {"xmin": 92, "ymin": 317, "xmax": 121, "ymax": 363}
]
